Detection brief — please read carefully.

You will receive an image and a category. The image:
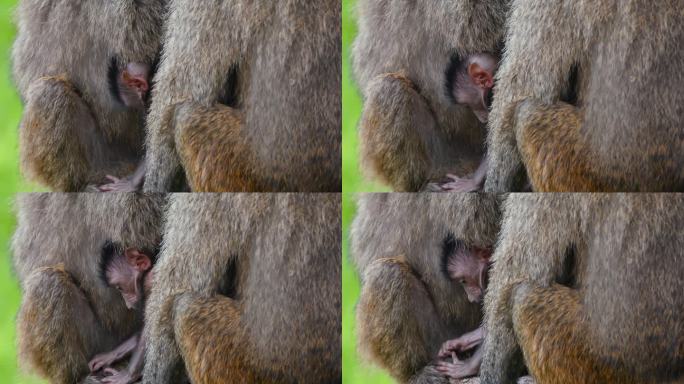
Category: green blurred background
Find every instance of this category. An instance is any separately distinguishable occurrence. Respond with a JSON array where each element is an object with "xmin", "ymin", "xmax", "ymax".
[
  {"xmin": 342, "ymin": 0, "xmax": 394, "ymax": 383},
  {"xmin": 0, "ymin": 0, "xmax": 381, "ymax": 383},
  {"xmin": 0, "ymin": 0, "xmax": 44, "ymax": 382}
]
